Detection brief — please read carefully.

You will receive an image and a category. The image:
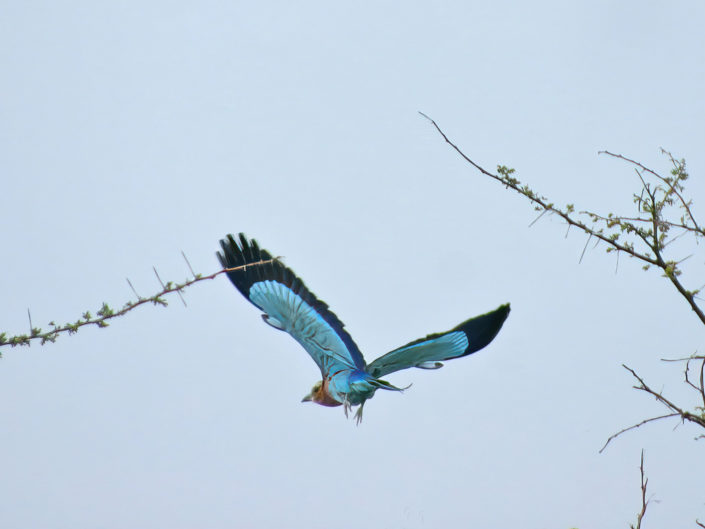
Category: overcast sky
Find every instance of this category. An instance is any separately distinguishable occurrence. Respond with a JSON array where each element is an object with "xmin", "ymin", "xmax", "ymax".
[{"xmin": 2, "ymin": 1, "xmax": 704, "ymax": 528}]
